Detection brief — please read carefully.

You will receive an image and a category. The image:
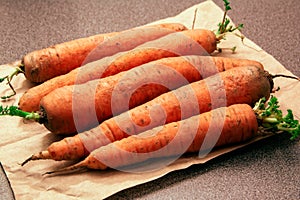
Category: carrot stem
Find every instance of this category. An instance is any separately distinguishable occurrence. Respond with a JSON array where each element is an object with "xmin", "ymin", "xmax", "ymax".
[
  {"xmin": 216, "ymin": 46, "xmax": 237, "ymax": 53},
  {"xmin": 215, "ymin": 0, "xmax": 244, "ymax": 48},
  {"xmin": 0, "ymin": 105, "xmax": 42, "ymax": 122},
  {"xmin": 0, "ymin": 66, "xmax": 24, "ymax": 100}
]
